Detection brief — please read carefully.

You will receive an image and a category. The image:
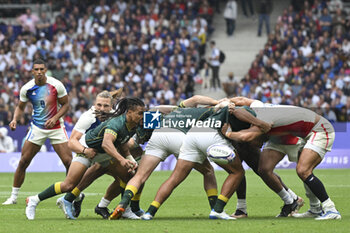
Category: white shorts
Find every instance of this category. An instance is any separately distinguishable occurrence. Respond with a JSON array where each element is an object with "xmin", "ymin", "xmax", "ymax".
[
  {"xmin": 303, "ymin": 117, "xmax": 335, "ymax": 158},
  {"xmin": 72, "ymin": 134, "xmax": 114, "ymax": 168},
  {"xmin": 178, "ymin": 127, "xmax": 231, "ymax": 164},
  {"xmin": 264, "ymin": 140, "xmax": 304, "ymax": 162},
  {"xmin": 26, "ymin": 123, "xmax": 68, "ymax": 146},
  {"xmin": 144, "ymin": 128, "xmax": 184, "ymax": 161}
]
